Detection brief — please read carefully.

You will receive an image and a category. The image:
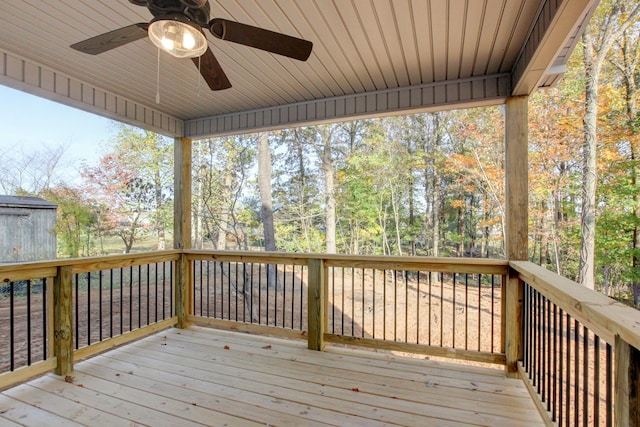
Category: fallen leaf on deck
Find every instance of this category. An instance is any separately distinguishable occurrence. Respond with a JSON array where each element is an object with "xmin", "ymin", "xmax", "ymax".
[
  {"xmin": 262, "ymin": 345, "xmax": 272, "ymax": 349},
  {"xmin": 224, "ymin": 345, "xmax": 230, "ymax": 350},
  {"xmin": 64, "ymin": 376, "xmax": 74, "ymax": 383},
  {"xmin": 192, "ymin": 402, "xmax": 197, "ymax": 406},
  {"xmin": 351, "ymin": 388, "xmax": 359, "ymax": 392},
  {"xmin": 77, "ymin": 384, "xmax": 84, "ymax": 387}
]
